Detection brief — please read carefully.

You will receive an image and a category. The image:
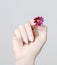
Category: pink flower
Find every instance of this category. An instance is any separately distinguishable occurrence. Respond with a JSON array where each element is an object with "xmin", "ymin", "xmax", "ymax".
[{"xmin": 34, "ymin": 16, "xmax": 44, "ymax": 26}]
